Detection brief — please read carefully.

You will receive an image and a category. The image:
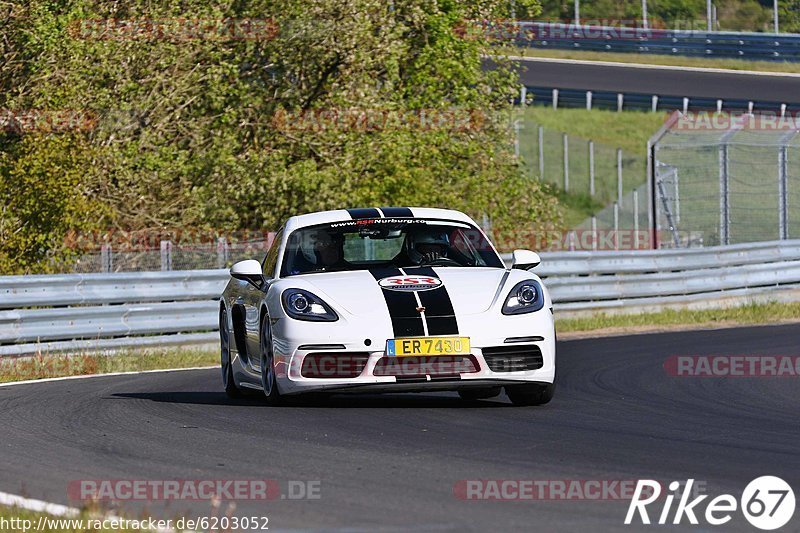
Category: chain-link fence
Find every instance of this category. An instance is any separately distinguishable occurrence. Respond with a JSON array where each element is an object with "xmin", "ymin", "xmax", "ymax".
[
  {"xmin": 653, "ymin": 114, "xmax": 800, "ymax": 247},
  {"xmin": 68, "ymin": 236, "xmax": 275, "ymax": 273},
  {"xmin": 516, "ymin": 118, "xmax": 651, "ymax": 249}
]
